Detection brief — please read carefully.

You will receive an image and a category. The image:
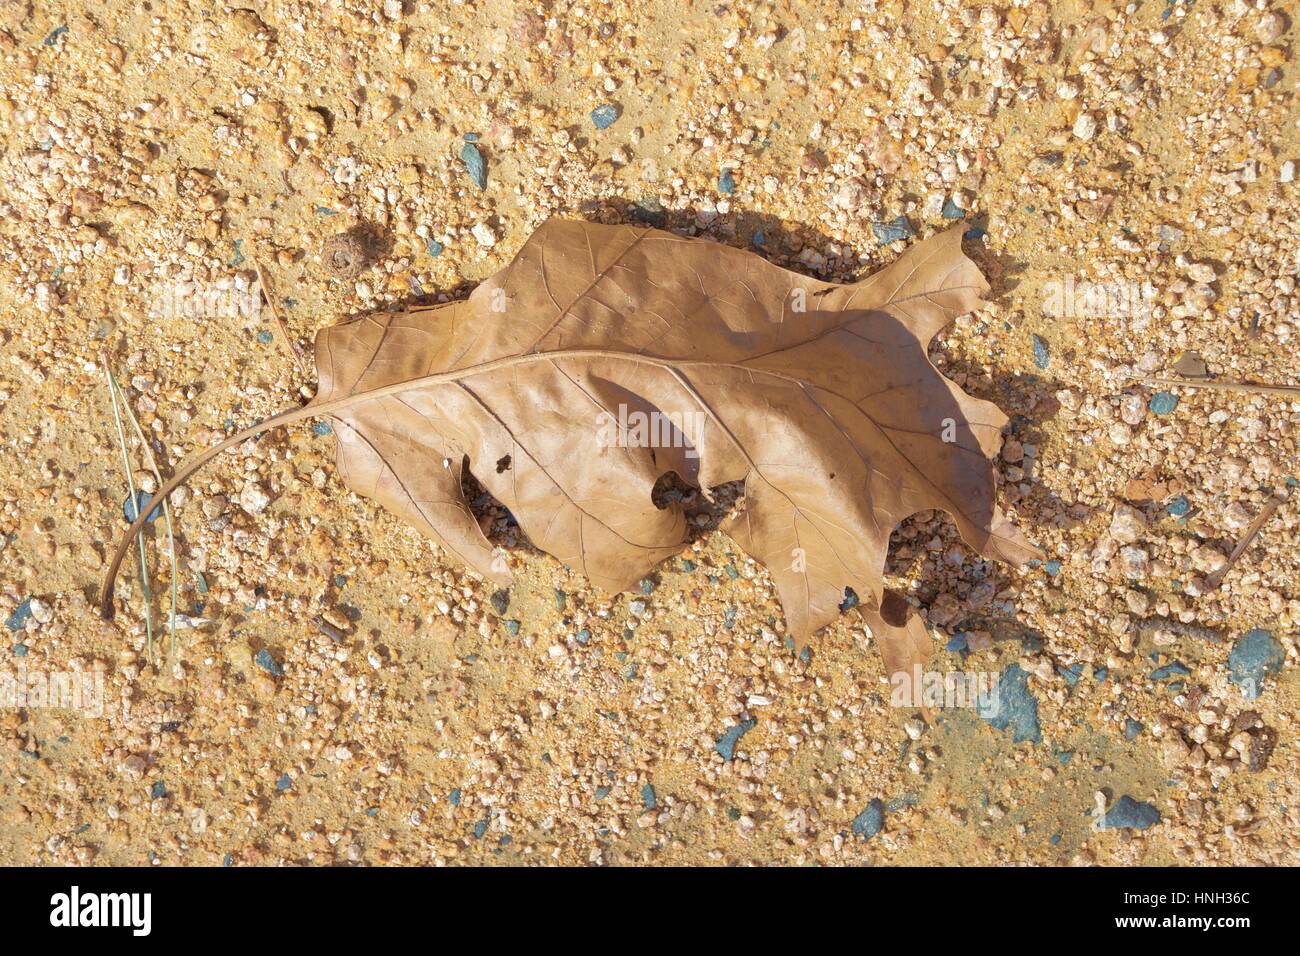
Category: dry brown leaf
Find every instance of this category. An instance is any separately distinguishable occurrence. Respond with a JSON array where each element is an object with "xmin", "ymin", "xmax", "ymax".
[
  {"xmin": 855, "ymin": 589, "xmax": 935, "ymax": 683},
  {"xmin": 102, "ymin": 218, "xmax": 1038, "ymax": 657}
]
